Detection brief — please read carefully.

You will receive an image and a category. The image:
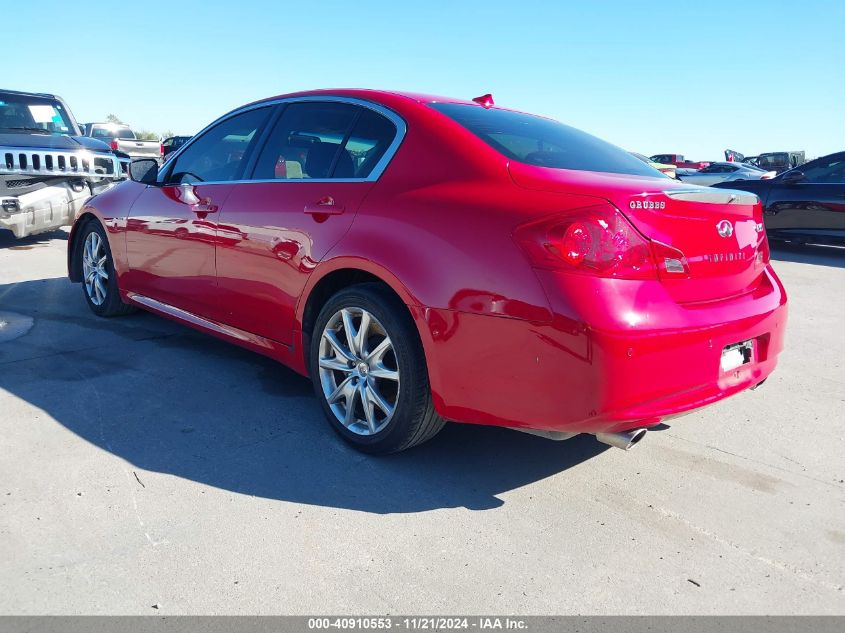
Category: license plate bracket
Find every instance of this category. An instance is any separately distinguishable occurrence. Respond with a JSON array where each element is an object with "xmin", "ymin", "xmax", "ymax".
[{"xmin": 720, "ymin": 340, "xmax": 754, "ymax": 373}]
